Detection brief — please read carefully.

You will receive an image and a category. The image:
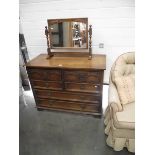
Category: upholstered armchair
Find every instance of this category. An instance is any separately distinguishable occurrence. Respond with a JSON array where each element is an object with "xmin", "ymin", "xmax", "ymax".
[{"xmin": 104, "ymin": 52, "xmax": 135, "ymax": 152}]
